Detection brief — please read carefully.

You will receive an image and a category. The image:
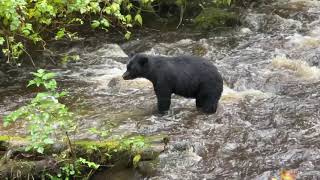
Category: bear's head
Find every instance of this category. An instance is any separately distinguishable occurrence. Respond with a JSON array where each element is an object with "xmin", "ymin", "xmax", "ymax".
[{"xmin": 122, "ymin": 54, "xmax": 149, "ymax": 80}]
